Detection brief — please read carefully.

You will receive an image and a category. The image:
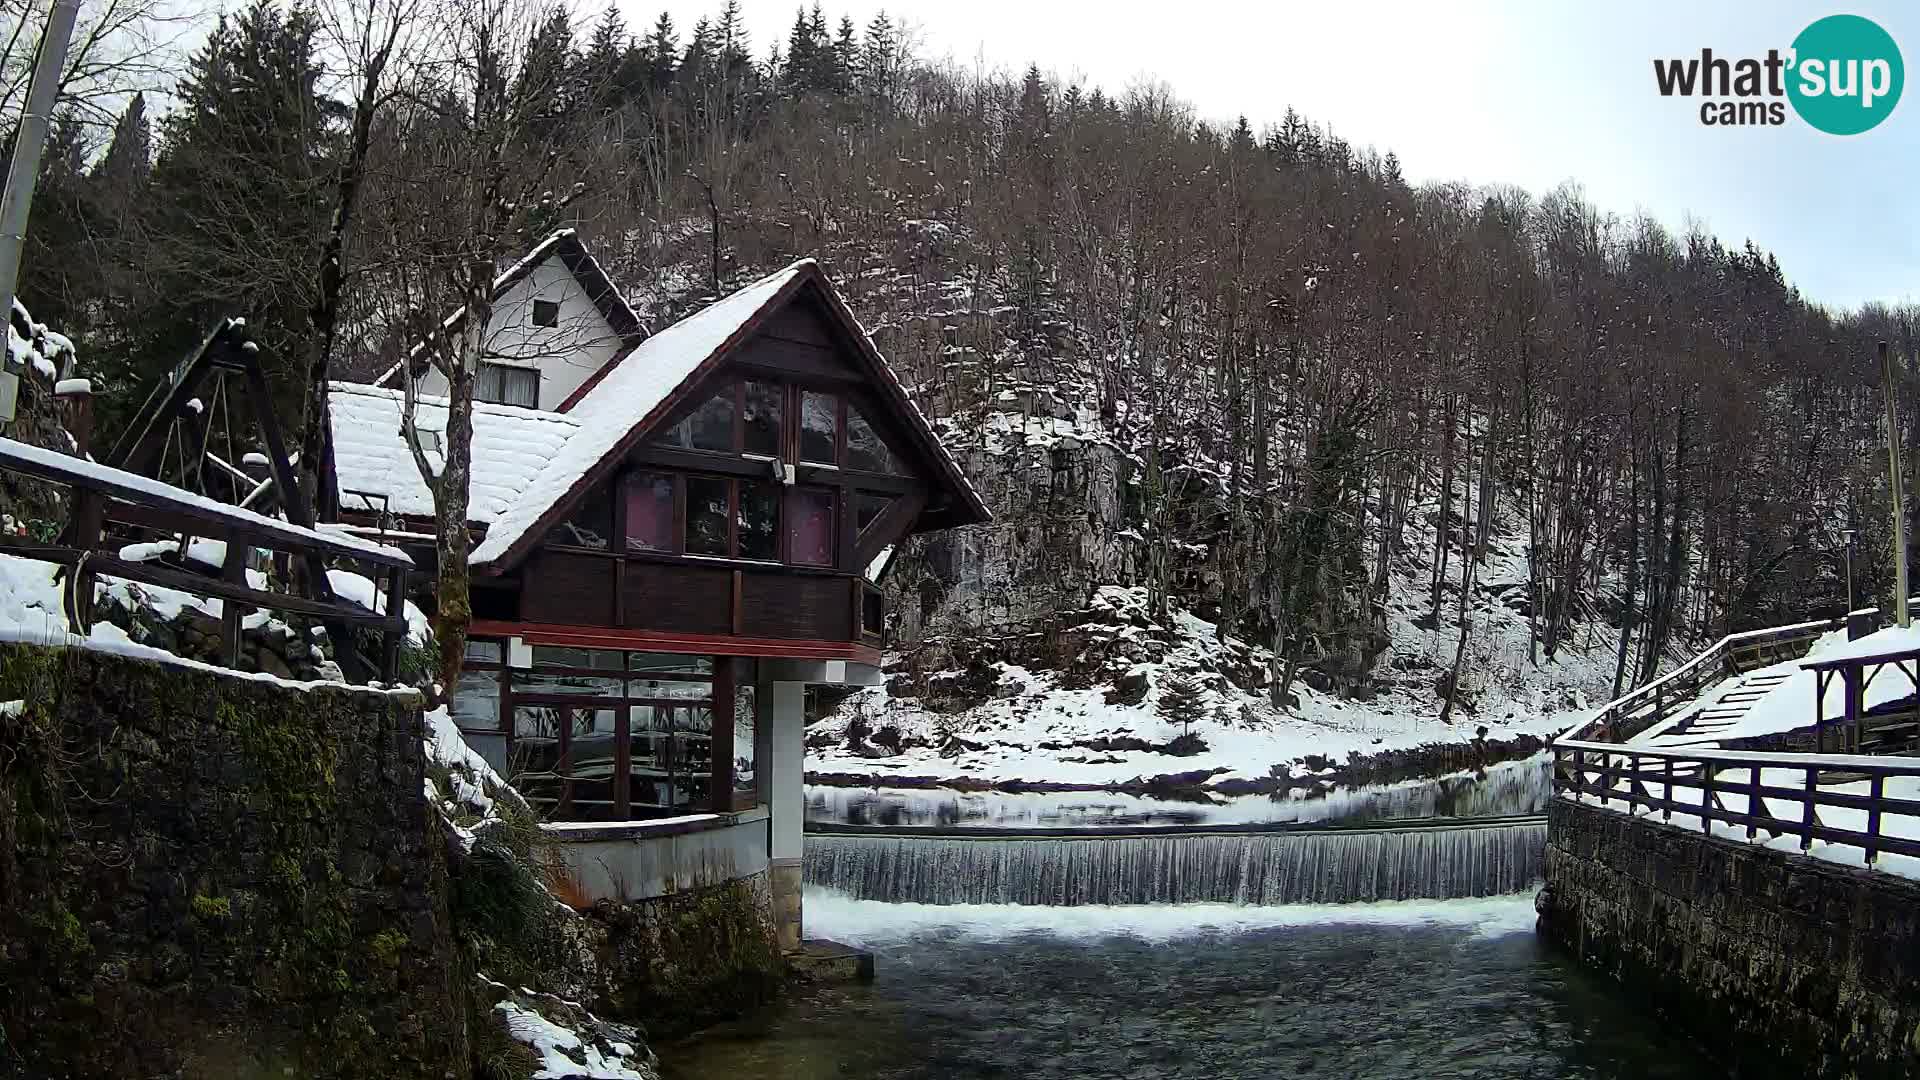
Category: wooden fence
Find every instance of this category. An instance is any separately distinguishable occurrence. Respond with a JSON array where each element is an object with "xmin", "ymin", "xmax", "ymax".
[
  {"xmin": 0, "ymin": 436, "xmax": 413, "ymax": 681},
  {"xmin": 1562, "ymin": 616, "xmax": 1859, "ymax": 745},
  {"xmin": 1554, "ymin": 738, "xmax": 1920, "ymax": 866}
]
